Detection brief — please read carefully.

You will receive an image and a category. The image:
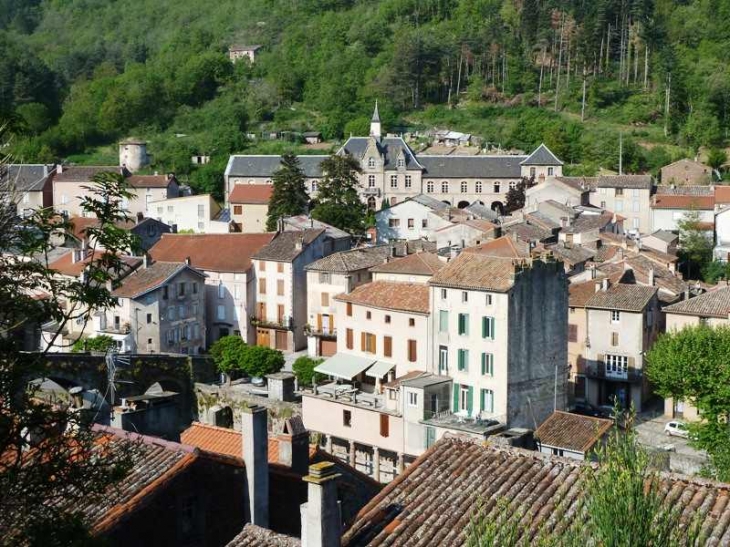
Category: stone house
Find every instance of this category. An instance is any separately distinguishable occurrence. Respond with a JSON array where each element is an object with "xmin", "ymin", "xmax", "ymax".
[
  {"xmin": 428, "ymin": 252, "xmax": 568, "ymax": 430},
  {"xmin": 101, "ymin": 258, "xmax": 208, "ymax": 354},
  {"xmin": 228, "ymin": 44, "xmax": 262, "ymax": 63},
  {"xmin": 69, "ymin": 215, "xmax": 172, "ymax": 254},
  {"xmin": 590, "ymin": 175, "xmax": 653, "ymax": 235},
  {"xmin": 149, "ymin": 233, "xmax": 275, "ymax": 345},
  {"xmin": 525, "ymin": 176, "xmax": 590, "ymax": 210},
  {"xmin": 651, "ymin": 186, "xmax": 715, "ymax": 232},
  {"xmin": 661, "ymin": 158, "xmax": 713, "ymax": 186},
  {"xmin": 0, "ymin": 164, "xmax": 54, "ymax": 217},
  {"xmin": 369, "ymin": 251, "xmax": 445, "ymax": 284},
  {"xmin": 641, "ymin": 230, "xmax": 679, "ymax": 255},
  {"xmin": 534, "ymin": 410, "xmax": 612, "ymax": 460},
  {"xmin": 282, "ymin": 215, "xmax": 352, "ymax": 255},
  {"xmin": 147, "ymin": 194, "xmax": 231, "ymax": 234},
  {"xmin": 583, "ymin": 281, "xmax": 660, "ymax": 412},
  {"xmin": 229, "ymin": 184, "xmax": 273, "ymax": 232}
]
